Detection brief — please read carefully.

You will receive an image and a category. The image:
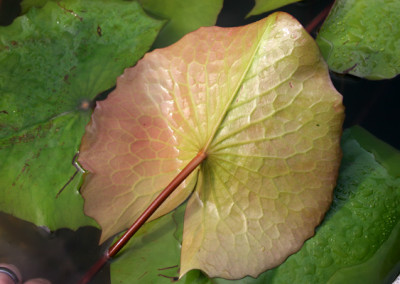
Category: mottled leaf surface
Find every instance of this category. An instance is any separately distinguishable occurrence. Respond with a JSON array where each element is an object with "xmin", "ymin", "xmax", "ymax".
[
  {"xmin": 79, "ymin": 12, "xmax": 344, "ymax": 278},
  {"xmin": 21, "ymin": 0, "xmax": 223, "ymax": 49},
  {"xmin": 316, "ymin": 0, "xmax": 400, "ymax": 79},
  {"xmin": 139, "ymin": 0, "xmax": 223, "ymax": 48},
  {"xmin": 247, "ymin": 0, "xmax": 303, "ymax": 17},
  {"xmin": 0, "ymin": 0, "xmax": 163, "ymax": 230}
]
